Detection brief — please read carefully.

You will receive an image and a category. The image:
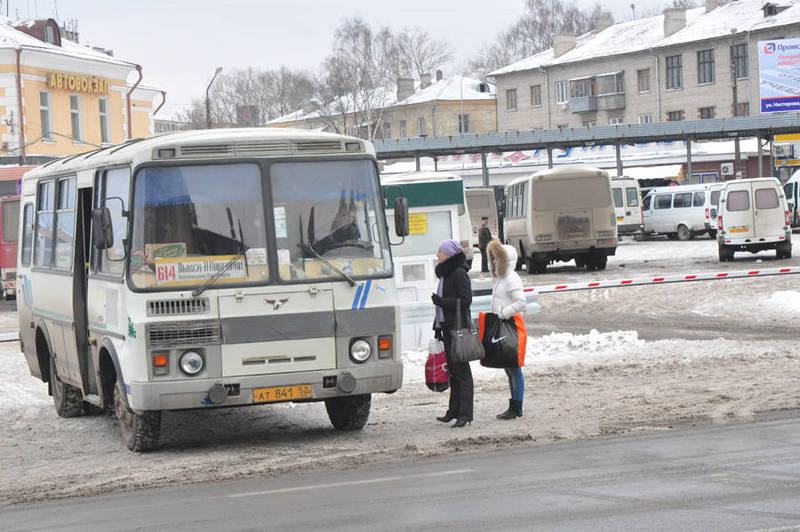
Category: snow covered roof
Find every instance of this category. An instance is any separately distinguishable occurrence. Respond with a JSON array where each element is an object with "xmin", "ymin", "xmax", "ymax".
[
  {"xmin": 489, "ymin": 0, "xmax": 800, "ymax": 77},
  {"xmin": 0, "ymin": 16, "xmax": 136, "ymax": 68},
  {"xmin": 390, "ymin": 75, "xmax": 495, "ymax": 107}
]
